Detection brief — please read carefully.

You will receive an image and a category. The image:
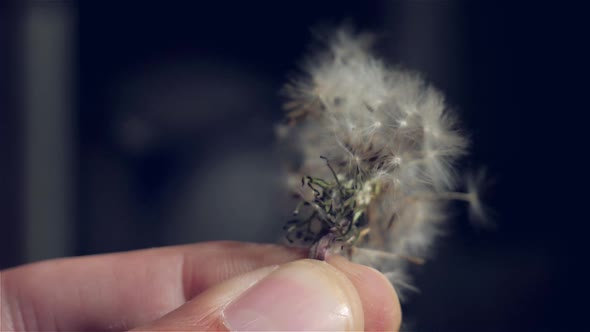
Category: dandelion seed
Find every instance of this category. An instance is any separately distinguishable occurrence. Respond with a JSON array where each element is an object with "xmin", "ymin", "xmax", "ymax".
[
  {"xmin": 464, "ymin": 168, "xmax": 495, "ymax": 227},
  {"xmin": 278, "ymin": 26, "xmax": 488, "ymax": 295}
]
